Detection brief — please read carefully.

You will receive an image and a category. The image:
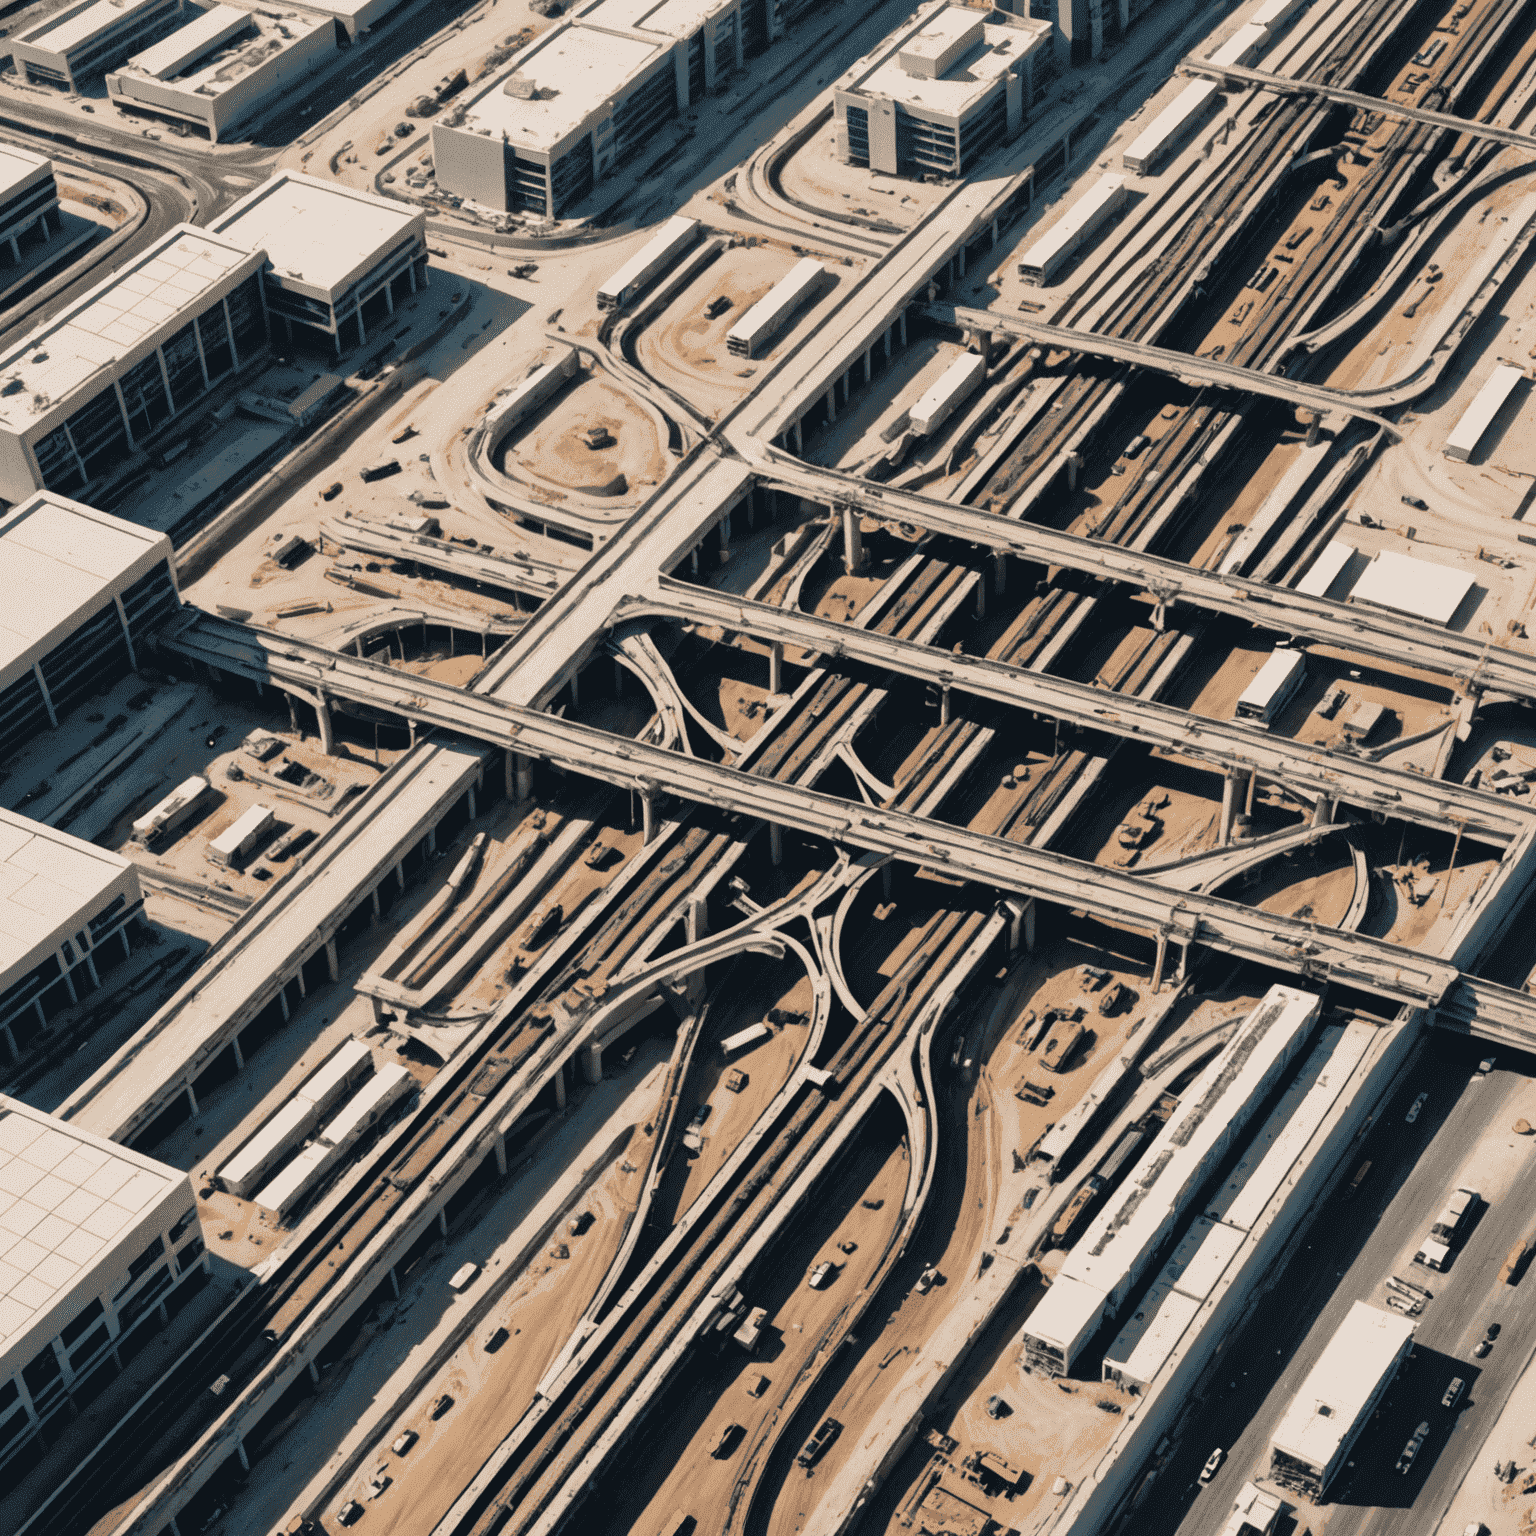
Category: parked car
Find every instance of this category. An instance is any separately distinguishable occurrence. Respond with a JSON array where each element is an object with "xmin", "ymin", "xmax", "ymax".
[
  {"xmin": 1199, "ymin": 1448, "xmax": 1224, "ymax": 1484},
  {"xmin": 431, "ymin": 1393, "xmax": 454, "ymax": 1419},
  {"xmin": 1442, "ymin": 1377, "xmax": 1465, "ymax": 1410},
  {"xmin": 391, "ymin": 1430, "xmax": 418, "ymax": 1455},
  {"xmin": 808, "ymin": 1261, "xmax": 835, "ymax": 1290},
  {"xmin": 1401, "ymin": 494, "xmax": 1428, "ymax": 510},
  {"xmin": 1406, "ymin": 1092, "xmax": 1427, "ymax": 1123}
]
